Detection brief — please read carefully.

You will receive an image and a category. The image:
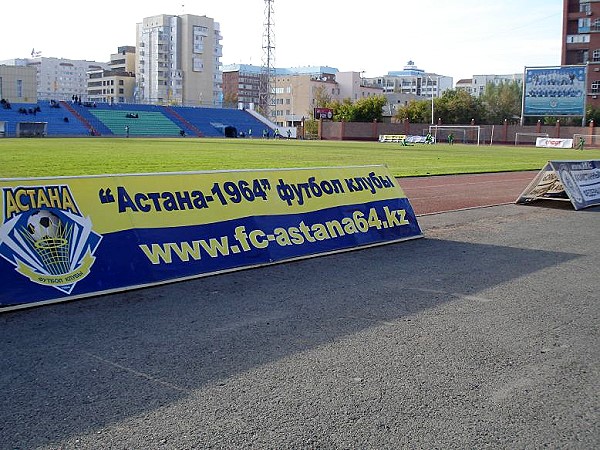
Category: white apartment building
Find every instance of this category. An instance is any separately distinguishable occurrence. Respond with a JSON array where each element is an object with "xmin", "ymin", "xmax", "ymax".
[
  {"xmin": 461, "ymin": 74, "xmax": 523, "ymax": 97},
  {"xmin": 0, "ymin": 57, "xmax": 108, "ymax": 102},
  {"xmin": 136, "ymin": 14, "xmax": 223, "ymax": 106},
  {"xmin": 365, "ymin": 61, "xmax": 453, "ymax": 99}
]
